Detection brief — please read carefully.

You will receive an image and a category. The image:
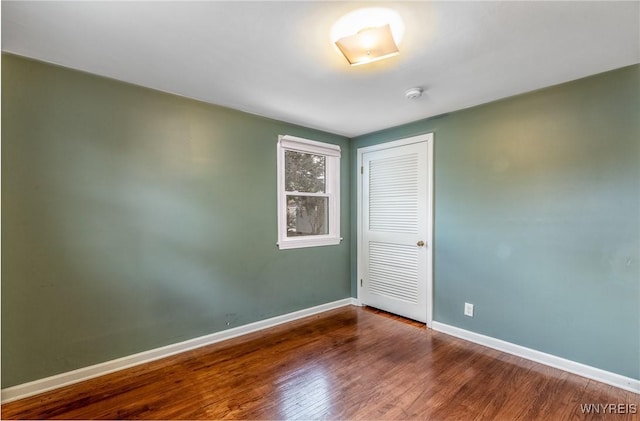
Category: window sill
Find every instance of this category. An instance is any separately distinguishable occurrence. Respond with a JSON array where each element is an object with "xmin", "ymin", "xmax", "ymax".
[{"xmin": 277, "ymin": 236, "xmax": 342, "ymax": 250}]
